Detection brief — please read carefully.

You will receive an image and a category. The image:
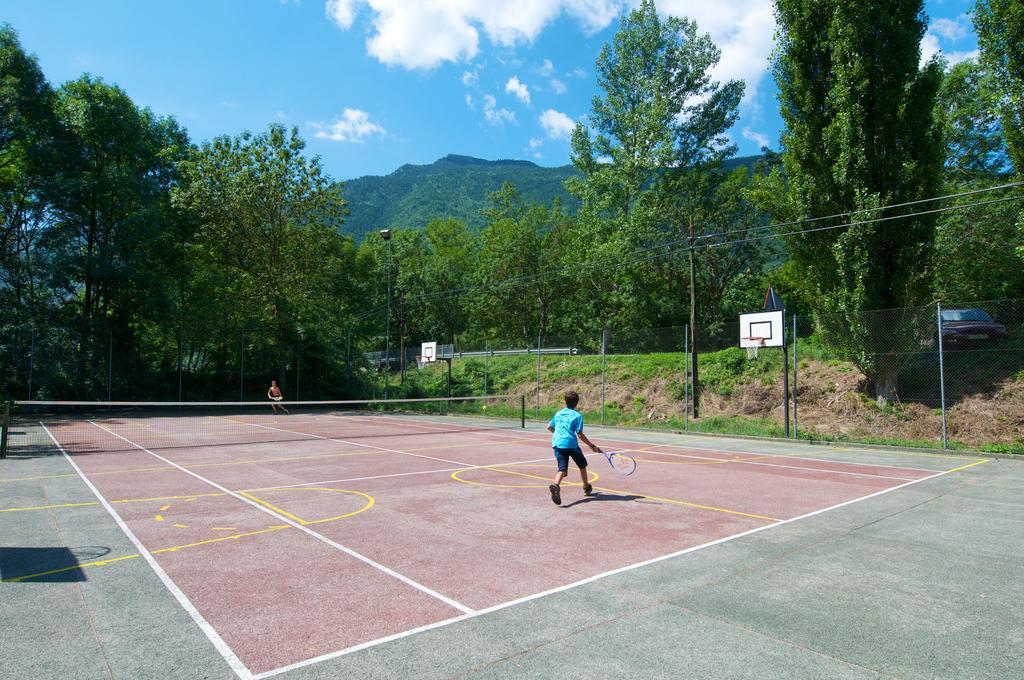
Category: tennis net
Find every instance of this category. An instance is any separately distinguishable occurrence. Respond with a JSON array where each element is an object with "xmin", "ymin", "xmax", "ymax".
[{"xmin": 5, "ymin": 395, "xmax": 526, "ymax": 456}]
